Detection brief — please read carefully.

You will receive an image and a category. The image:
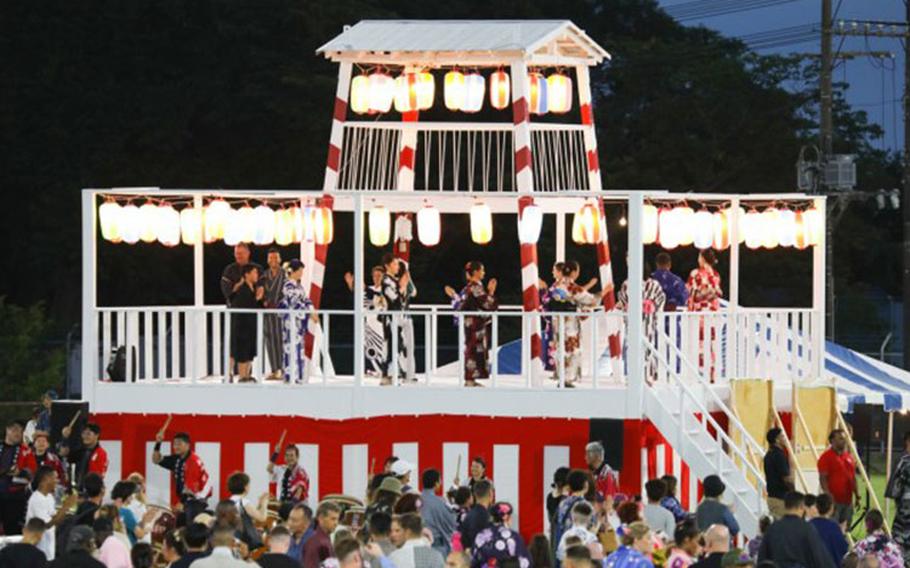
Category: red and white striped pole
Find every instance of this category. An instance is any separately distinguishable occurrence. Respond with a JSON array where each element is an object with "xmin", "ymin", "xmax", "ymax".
[
  {"xmin": 398, "ymin": 109, "xmax": 419, "ymax": 191},
  {"xmin": 576, "ymin": 65, "xmax": 602, "ymax": 191},
  {"xmin": 304, "ymin": 195, "xmax": 334, "ymax": 360},
  {"xmin": 323, "ymin": 62, "xmax": 352, "ymax": 192},
  {"xmin": 511, "ymin": 61, "xmax": 544, "ymax": 382}
]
